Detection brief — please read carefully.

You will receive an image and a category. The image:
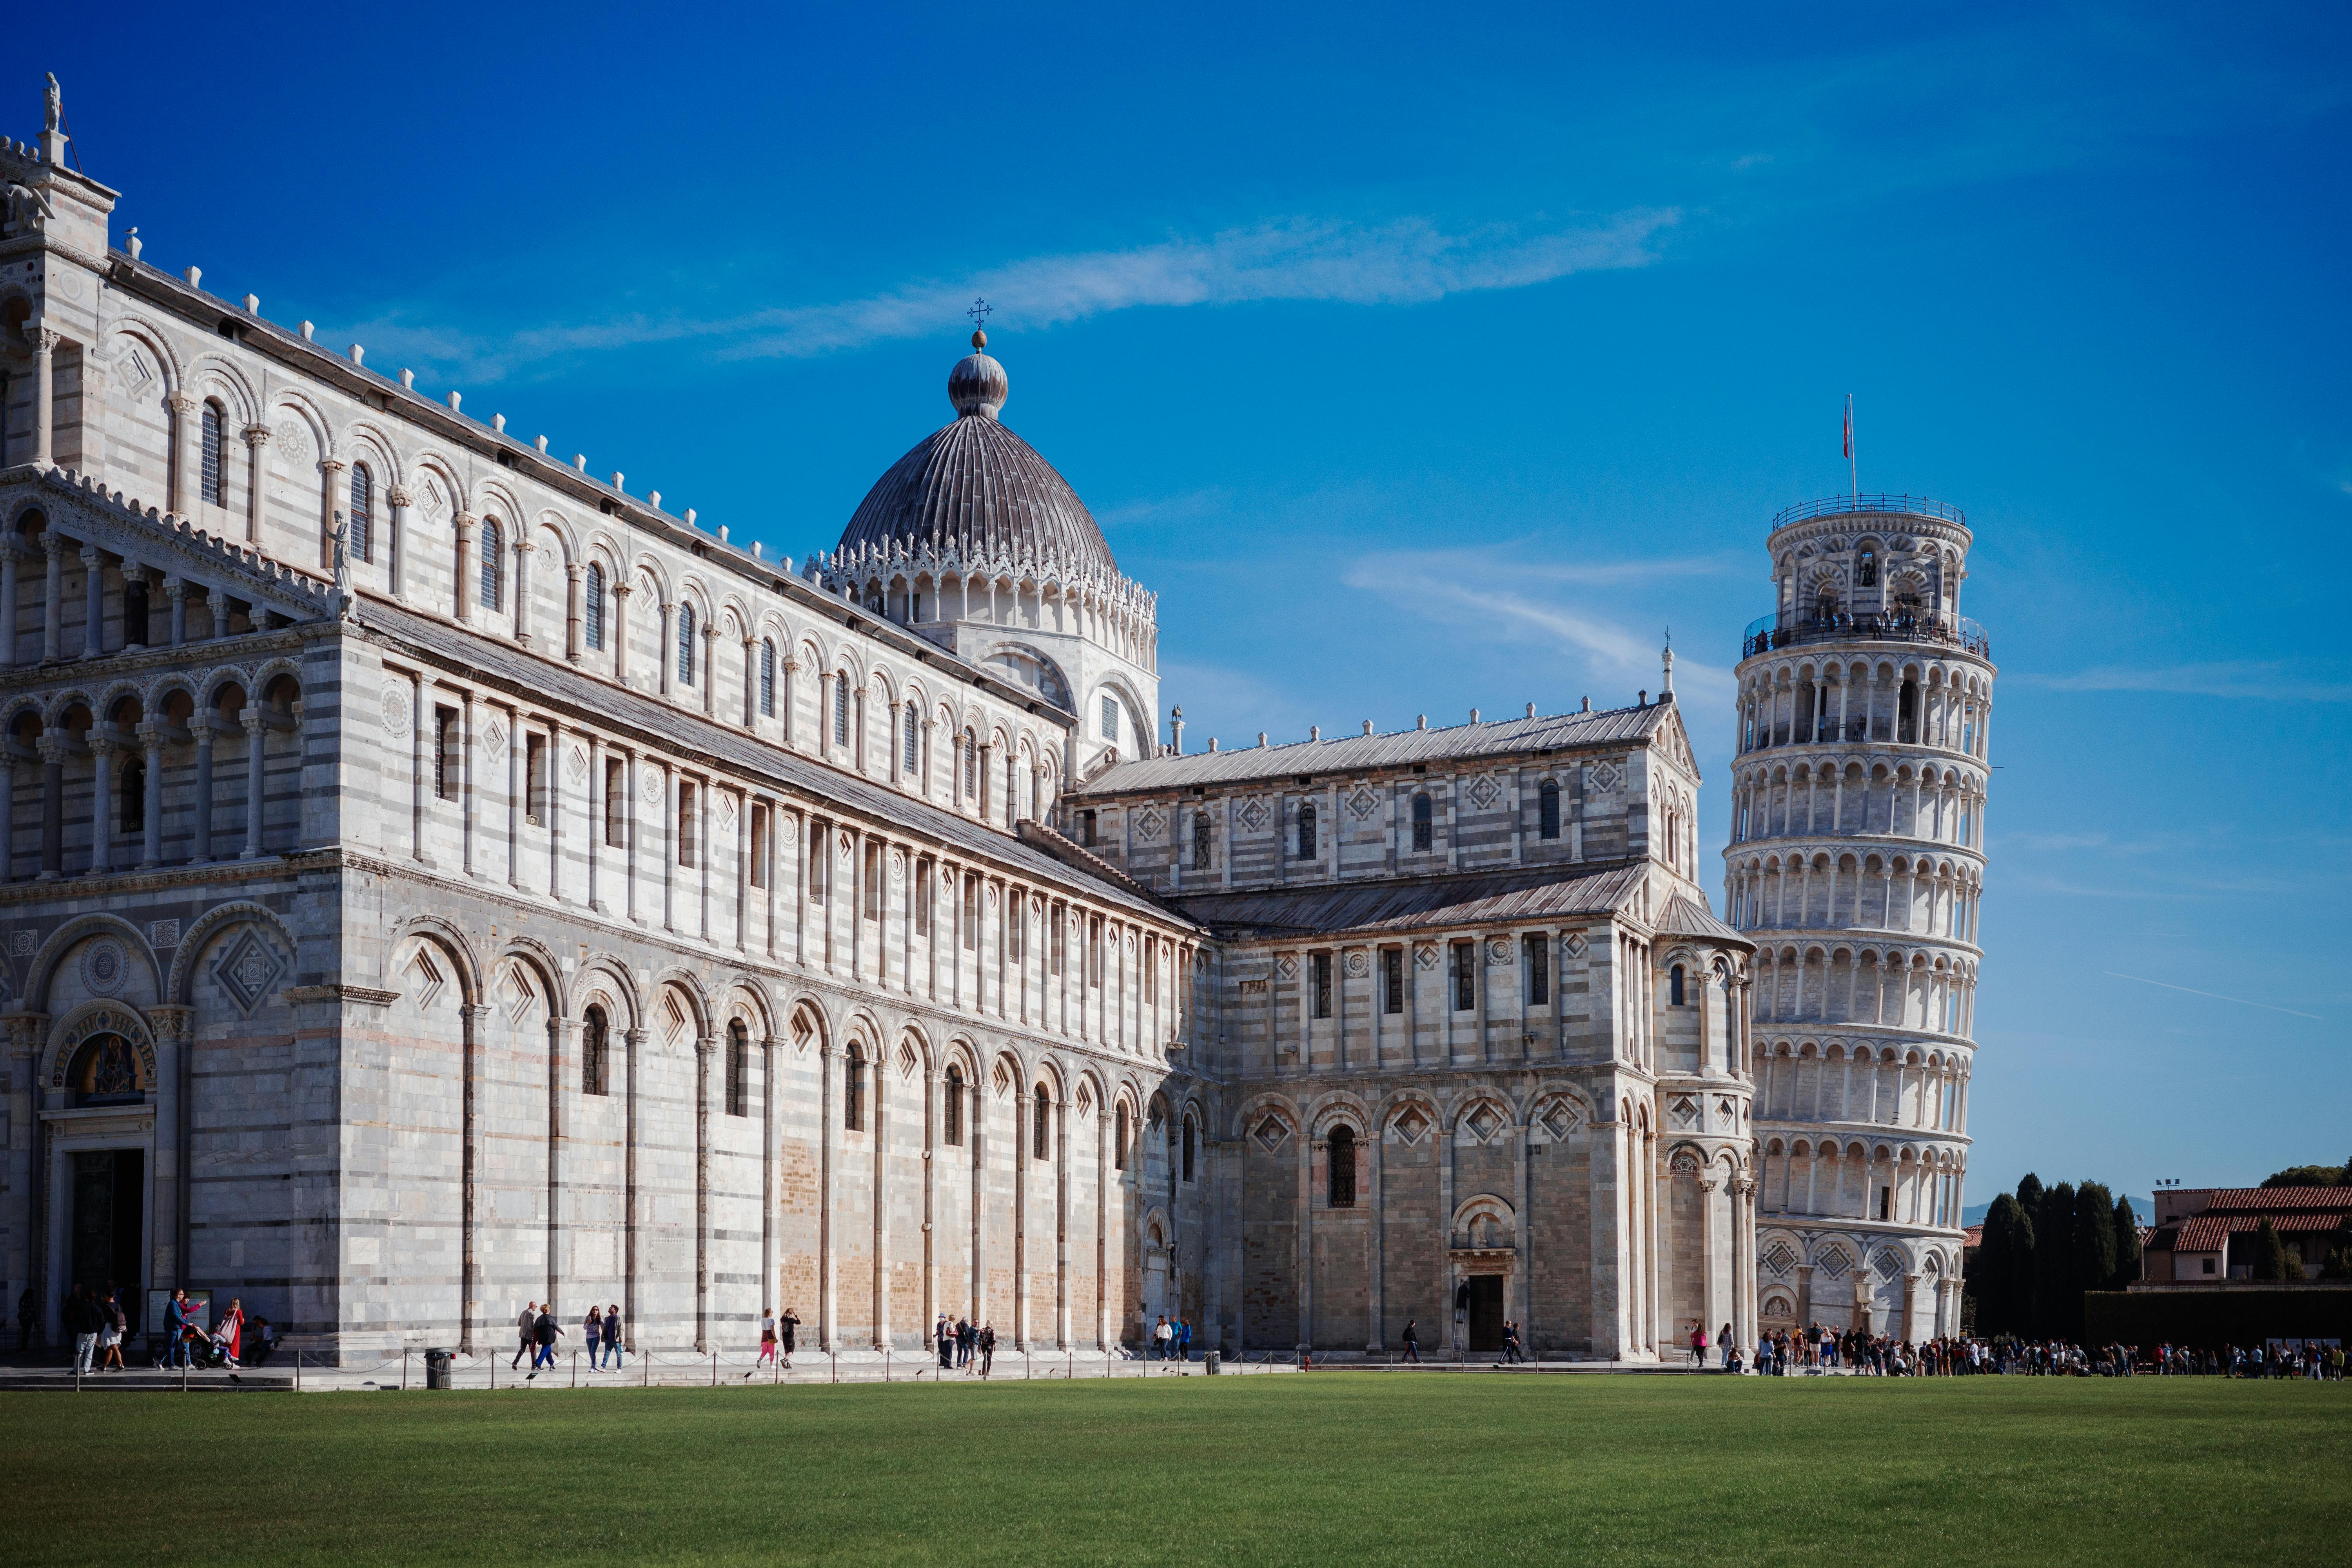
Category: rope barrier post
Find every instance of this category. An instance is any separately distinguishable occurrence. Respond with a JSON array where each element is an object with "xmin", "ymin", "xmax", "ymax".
[
  {"xmin": 831, "ymin": 1349, "xmax": 837, "ymax": 1384},
  {"xmin": 642, "ymin": 1345, "xmax": 648, "ymax": 1388},
  {"xmin": 572, "ymin": 1349, "xmax": 578, "ymax": 1389},
  {"xmin": 402, "ymin": 1348, "xmax": 409, "ymax": 1391},
  {"xmin": 295, "ymin": 1348, "xmax": 302, "ymax": 1394},
  {"xmin": 490, "ymin": 1350, "xmax": 496, "ymax": 1392},
  {"xmin": 711, "ymin": 1351, "xmax": 718, "ymax": 1388}
]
